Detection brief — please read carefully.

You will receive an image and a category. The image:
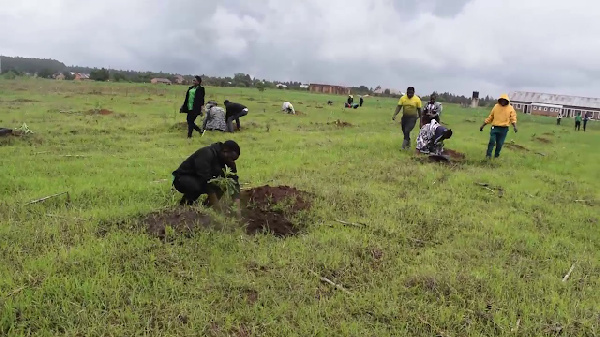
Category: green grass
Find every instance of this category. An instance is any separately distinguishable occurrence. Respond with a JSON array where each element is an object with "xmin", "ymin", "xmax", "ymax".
[{"xmin": 1, "ymin": 78, "xmax": 599, "ymax": 336}]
